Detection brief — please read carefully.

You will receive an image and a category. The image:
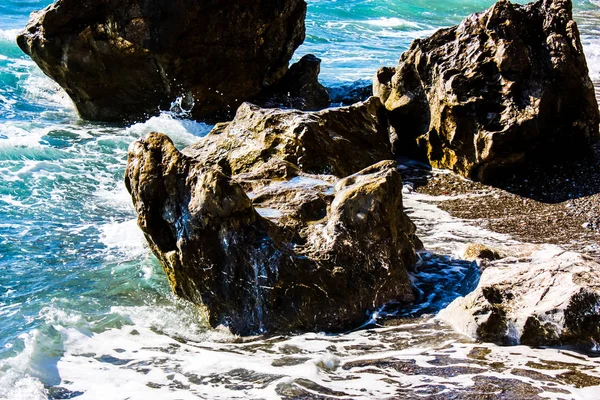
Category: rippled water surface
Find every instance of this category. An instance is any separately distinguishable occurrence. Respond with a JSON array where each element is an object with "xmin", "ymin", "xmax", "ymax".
[{"xmin": 1, "ymin": 1, "xmax": 600, "ymax": 398}]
